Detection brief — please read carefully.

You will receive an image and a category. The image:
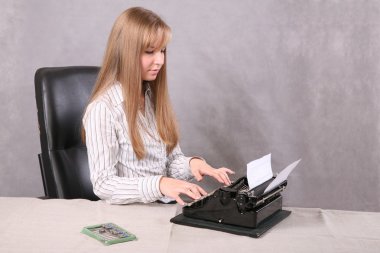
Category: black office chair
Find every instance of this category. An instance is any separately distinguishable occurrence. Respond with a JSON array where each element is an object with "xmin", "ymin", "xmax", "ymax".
[{"xmin": 35, "ymin": 66, "xmax": 100, "ymax": 200}]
